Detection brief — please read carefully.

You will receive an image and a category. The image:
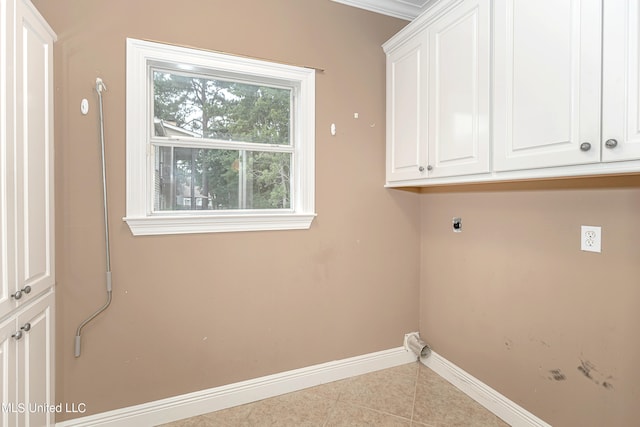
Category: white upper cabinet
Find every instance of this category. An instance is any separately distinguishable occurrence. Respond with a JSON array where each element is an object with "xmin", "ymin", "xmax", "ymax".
[
  {"xmin": 493, "ymin": 0, "xmax": 602, "ymax": 171},
  {"xmin": 385, "ymin": 31, "xmax": 429, "ymax": 182},
  {"xmin": 384, "ymin": 0, "xmax": 489, "ymax": 183},
  {"xmin": 427, "ymin": 0, "xmax": 489, "ymax": 178},
  {"xmin": 601, "ymin": 0, "xmax": 640, "ymax": 162},
  {"xmin": 385, "ymin": 0, "xmax": 640, "ymax": 186}
]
